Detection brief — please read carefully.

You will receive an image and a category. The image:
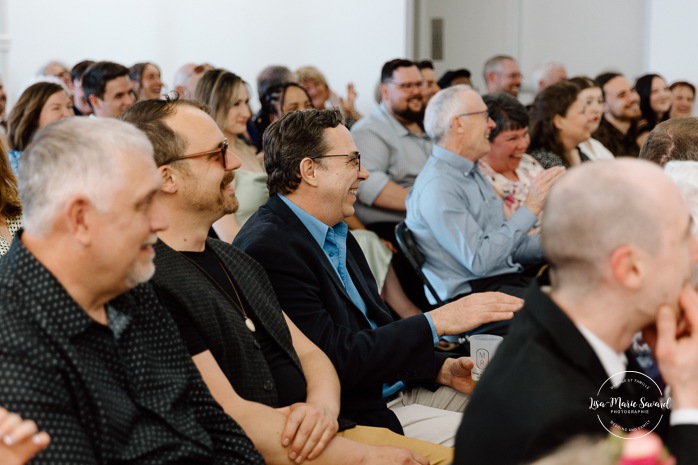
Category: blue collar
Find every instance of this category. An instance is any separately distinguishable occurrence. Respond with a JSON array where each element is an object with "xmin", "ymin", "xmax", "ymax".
[{"xmin": 278, "ymin": 194, "xmax": 348, "ymax": 249}]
